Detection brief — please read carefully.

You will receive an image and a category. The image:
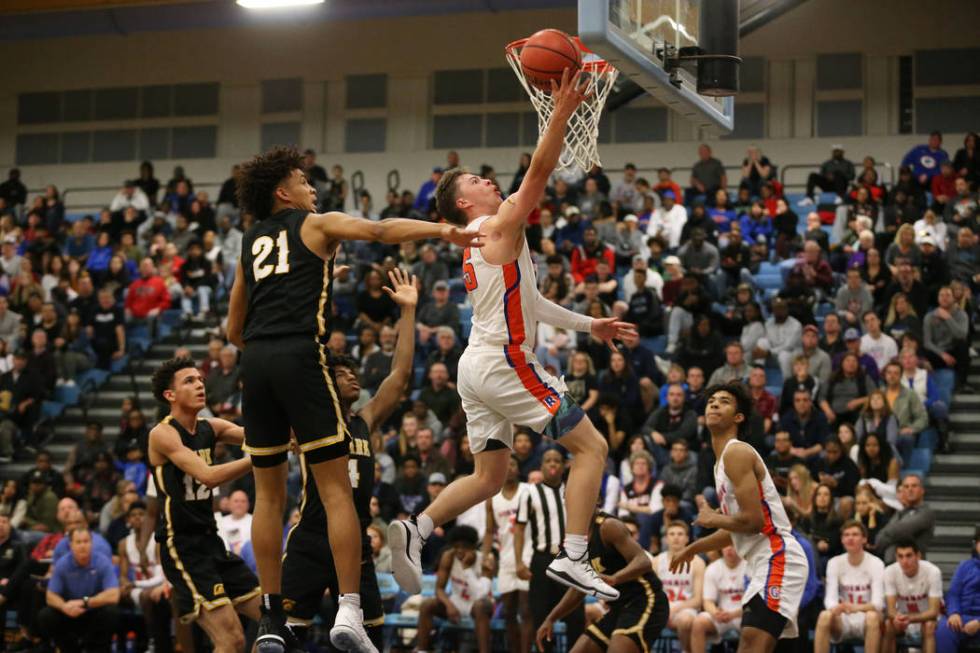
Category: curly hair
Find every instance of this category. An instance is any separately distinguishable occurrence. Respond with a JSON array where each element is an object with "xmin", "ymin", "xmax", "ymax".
[
  {"xmin": 235, "ymin": 146, "xmax": 305, "ymax": 219},
  {"xmin": 703, "ymin": 381, "xmax": 754, "ymax": 437},
  {"xmin": 151, "ymin": 356, "xmax": 198, "ymax": 403}
]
